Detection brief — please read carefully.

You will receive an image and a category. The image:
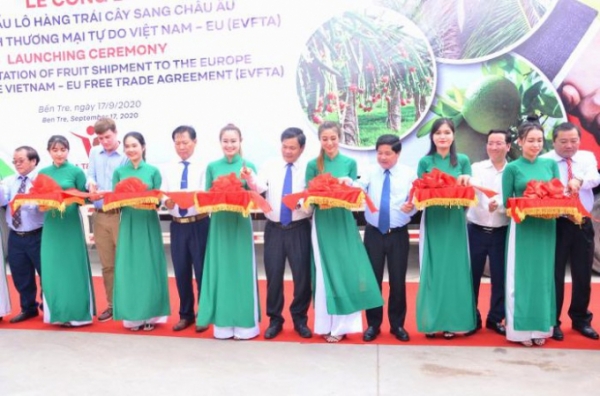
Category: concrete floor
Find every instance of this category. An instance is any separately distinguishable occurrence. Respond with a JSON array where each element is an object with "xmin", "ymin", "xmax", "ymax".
[
  {"xmin": 2, "ymin": 224, "xmax": 600, "ymax": 395},
  {"xmin": 1, "ymin": 330, "xmax": 600, "ymax": 396}
]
